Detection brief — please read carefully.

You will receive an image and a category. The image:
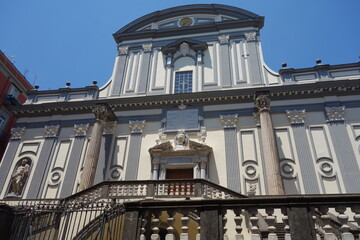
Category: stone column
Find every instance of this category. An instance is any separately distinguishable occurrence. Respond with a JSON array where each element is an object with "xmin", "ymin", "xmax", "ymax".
[
  {"xmin": 200, "ymin": 161, "xmax": 207, "ymax": 179},
  {"xmin": 255, "ymin": 95, "xmax": 284, "ymax": 195},
  {"xmin": 79, "ymin": 105, "xmax": 115, "ymax": 191},
  {"xmin": 152, "ymin": 163, "xmax": 159, "ymax": 180}
]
